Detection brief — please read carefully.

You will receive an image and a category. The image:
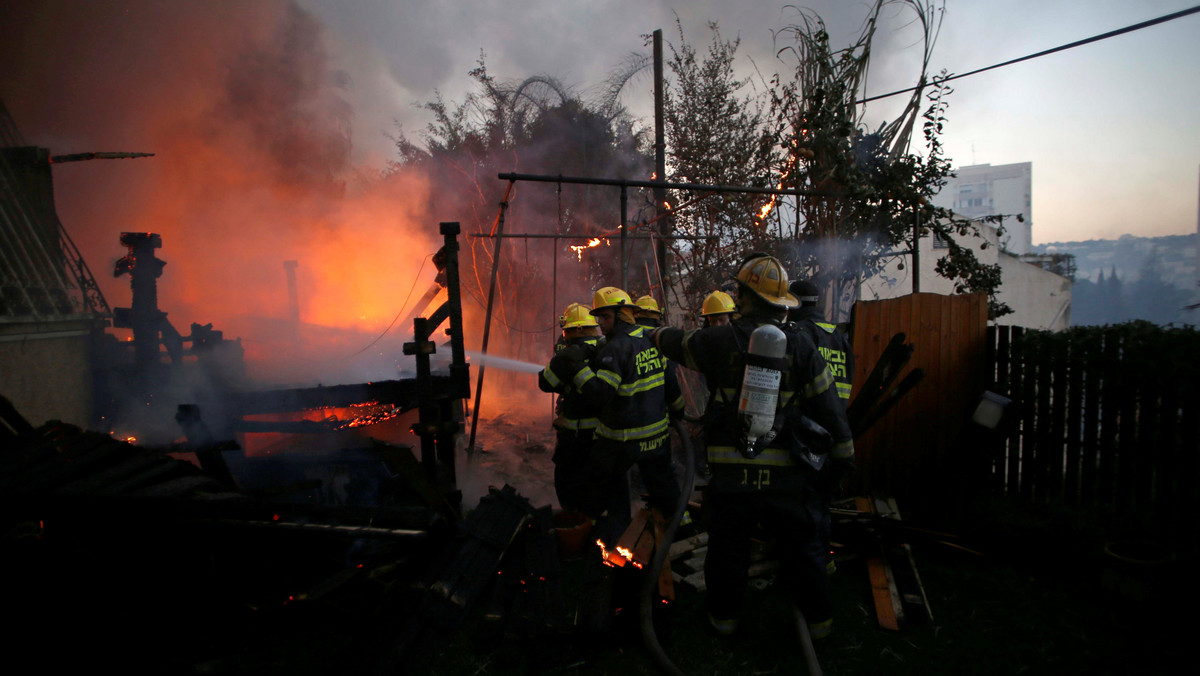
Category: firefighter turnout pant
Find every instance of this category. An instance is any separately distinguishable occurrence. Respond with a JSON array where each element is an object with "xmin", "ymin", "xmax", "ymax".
[
  {"xmin": 582, "ymin": 433, "xmax": 679, "ymax": 547},
  {"xmin": 703, "ymin": 474, "xmax": 831, "ymax": 630},
  {"xmin": 553, "ymin": 428, "xmax": 594, "ymax": 513}
]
